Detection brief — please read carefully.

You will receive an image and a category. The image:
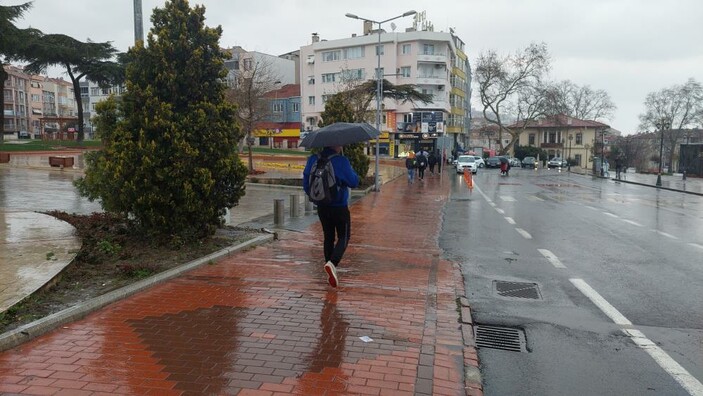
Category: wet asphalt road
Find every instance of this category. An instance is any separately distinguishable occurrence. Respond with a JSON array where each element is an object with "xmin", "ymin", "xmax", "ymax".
[{"xmin": 441, "ymin": 166, "xmax": 703, "ymax": 396}]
